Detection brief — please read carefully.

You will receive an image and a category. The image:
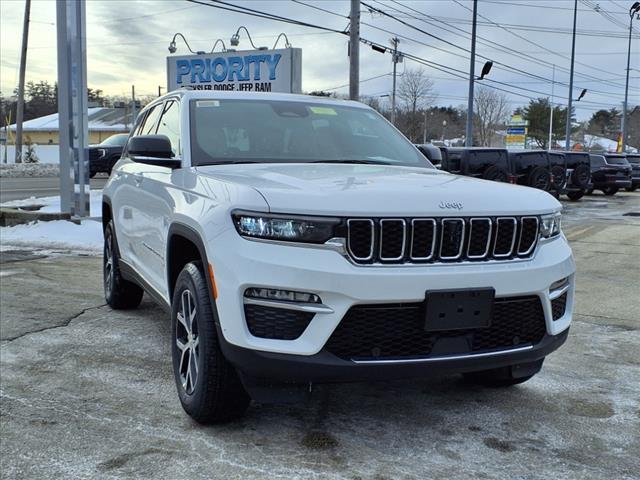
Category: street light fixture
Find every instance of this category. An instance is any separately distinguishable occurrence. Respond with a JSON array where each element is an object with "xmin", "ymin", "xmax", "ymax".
[
  {"xmin": 575, "ymin": 88, "xmax": 587, "ymax": 102},
  {"xmin": 621, "ymin": 1, "xmax": 640, "ymax": 152},
  {"xmin": 477, "ymin": 61, "xmax": 493, "ymax": 80},
  {"xmin": 230, "ymin": 26, "xmax": 268, "ymax": 50}
]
